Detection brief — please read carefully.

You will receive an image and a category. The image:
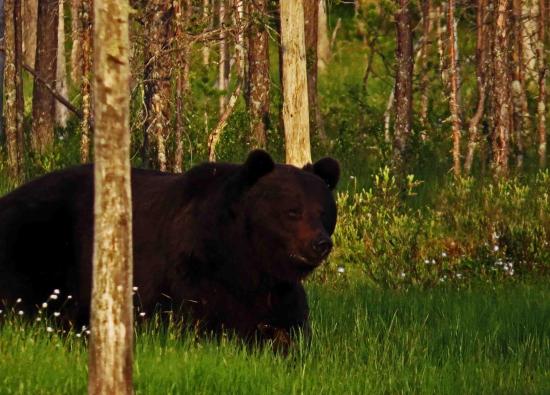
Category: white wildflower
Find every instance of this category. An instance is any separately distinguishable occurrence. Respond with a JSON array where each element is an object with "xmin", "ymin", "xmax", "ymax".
[
  {"xmin": 42, "ymin": 302, "xmax": 48, "ymax": 309},
  {"xmin": 337, "ymin": 267, "xmax": 345, "ymax": 273},
  {"xmin": 18, "ymin": 310, "xmax": 24, "ymax": 316},
  {"xmin": 139, "ymin": 312, "xmax": 146, "ymax": 317},
  {"xmin": 46, "ymin": 327, "xmax": 54, "ymax": 333},
  {"xmin": 16, "ymin": 298, "xmax": 22, "ymax": 303},
  {"xmin": 132, "ymin": 286, "xmax": 138, "ymax": 292},
  {"xmin": 53, "ymin": 312, "xmax": 60, "ymax": 317},
  {"xmin": 50, "ymin": 294, "xmax": 58, "ymax": 300},
  {"xmin": 53, "ymin": 289, "xmax": 60, "ymax": 295}
]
